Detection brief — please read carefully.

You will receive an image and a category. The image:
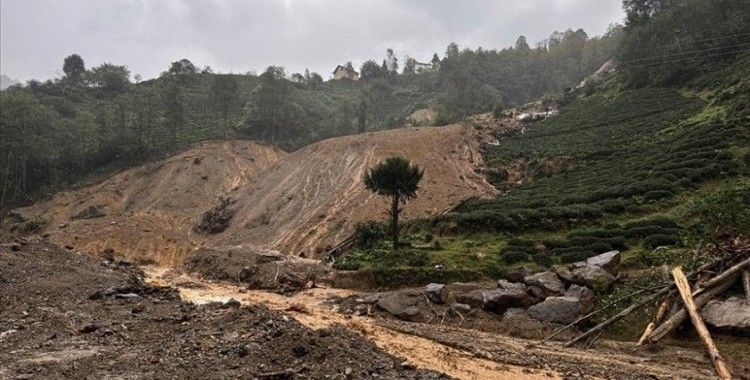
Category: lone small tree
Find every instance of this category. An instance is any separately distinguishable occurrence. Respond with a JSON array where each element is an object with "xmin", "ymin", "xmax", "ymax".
[{"xmin": 364, "ymin": 156, "xmax": 423, "ymax": 250}]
